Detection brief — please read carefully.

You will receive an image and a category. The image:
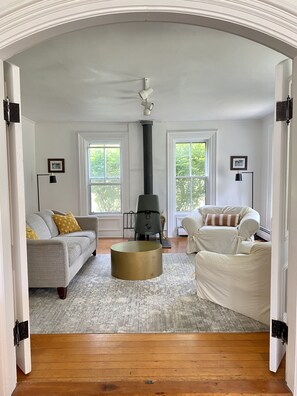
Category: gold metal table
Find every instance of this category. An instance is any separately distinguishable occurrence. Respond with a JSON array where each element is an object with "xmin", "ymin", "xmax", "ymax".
[{"xmin": 110, "ymin": 241, "xmax": 162, "ymax": 280}]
